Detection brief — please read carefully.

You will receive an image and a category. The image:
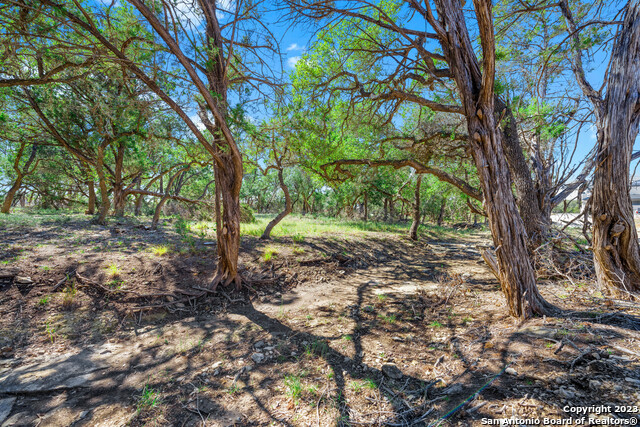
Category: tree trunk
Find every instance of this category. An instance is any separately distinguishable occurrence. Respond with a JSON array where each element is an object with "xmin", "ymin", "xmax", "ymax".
[
  {"xmin": 134, "ymin": 195, "xmax": 143, "ymax": 216},
  {"xmin": 86, "ymin": 180, "xmax": 96, "ymax": 215},
  {"xmin": 436, "ymin": 0, "xmax": 552, "ymax": 317},
  {"xmin": 409, "ymin": 175, "xmax": 422, "ymax": 240},
  {"xmin": 497, "ymin": 99, "xmax": 549, "ymax": 245},
  {"xmin": 590, "ymin": 0, "xmax": 640, "ymax": 297},
  {"xmin": 151, "ymin": 195, "xmax": 169, "ymax": 229},
  {"xmin": 1, "ymin": 180, "xmax": 23, "ymax": 214},
  {"xmin": 437, "ymin": 197, "xmax": 446, "ymax": 226},
  {"xmin": 95, "ymin": 145, "xmax": 110, "ymax": 225},
  {"xmin": 112, "ymin": 142, "xmax": 126, "ymax": 217},
  {"xmin": 1, "ymin": 142, "xmax": 37, "ymax": 214},
  {"xmin": 261, "ymin": 168, "xmax": 292, "ymax": 240},
  {"xmin": 383, "ymin": 198, "xmax": 388, "ymax": 222},
  {"xmin": 113, "ymin": 190, "xmax": 126, "ymax": 217},
  {"xmin": 363, "ymin": 192, "xmax": 368, "ymax": 222},
  {"xmin": 211, "ymin": 151, "xmax": 243, "ymax": 290}
]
